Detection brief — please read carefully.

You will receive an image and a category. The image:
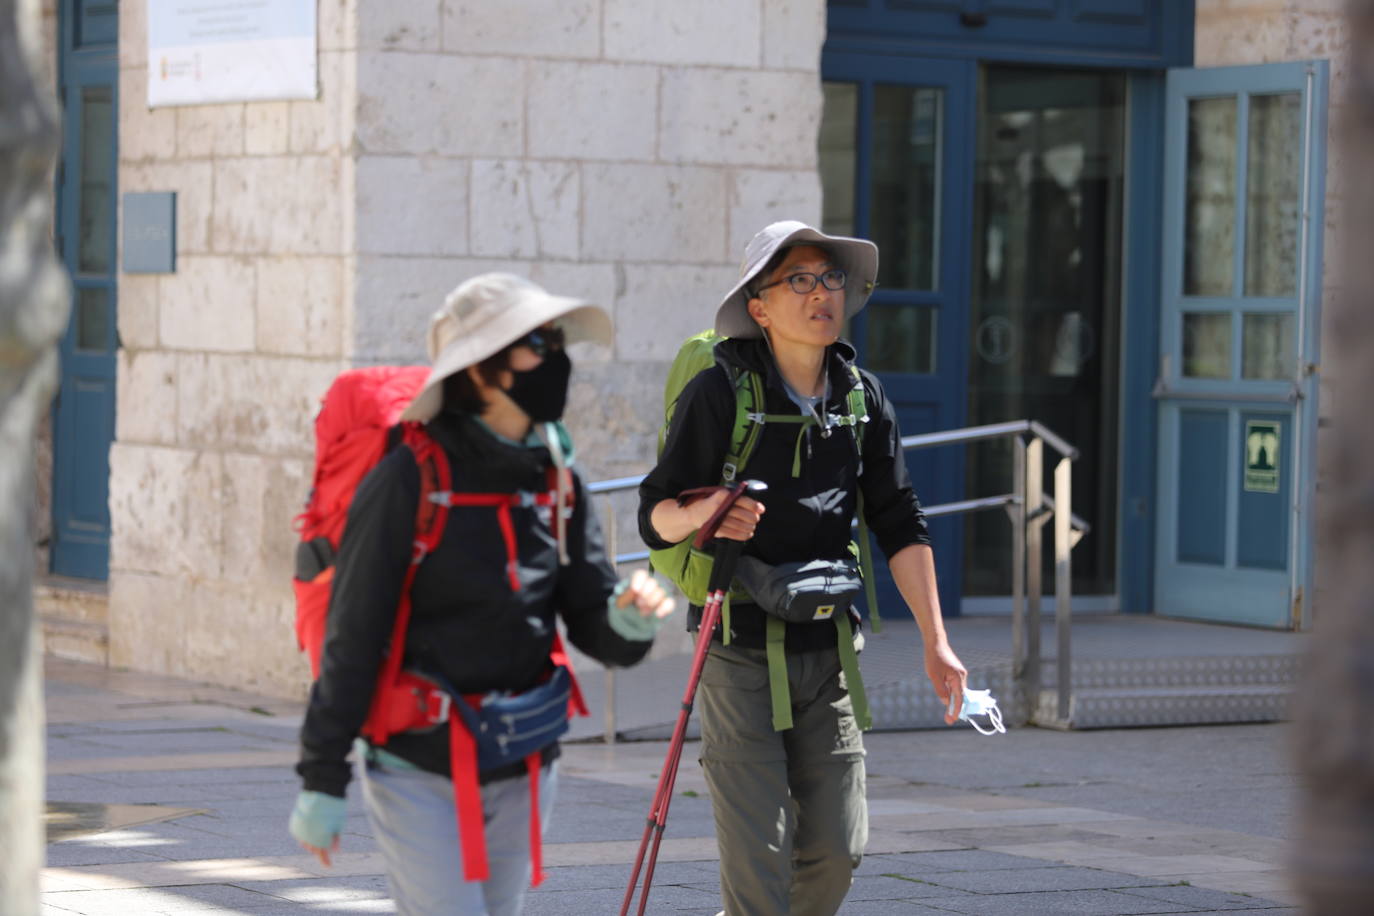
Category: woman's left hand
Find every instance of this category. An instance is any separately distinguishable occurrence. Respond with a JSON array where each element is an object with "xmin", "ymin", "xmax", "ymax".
[
  {"xmin": 617, "ymin": 568, "xmax": 676, "ymax": 620},
  {"xmin": 924, "ymin": 641, "xmax": 969, "ymax": 725}
]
